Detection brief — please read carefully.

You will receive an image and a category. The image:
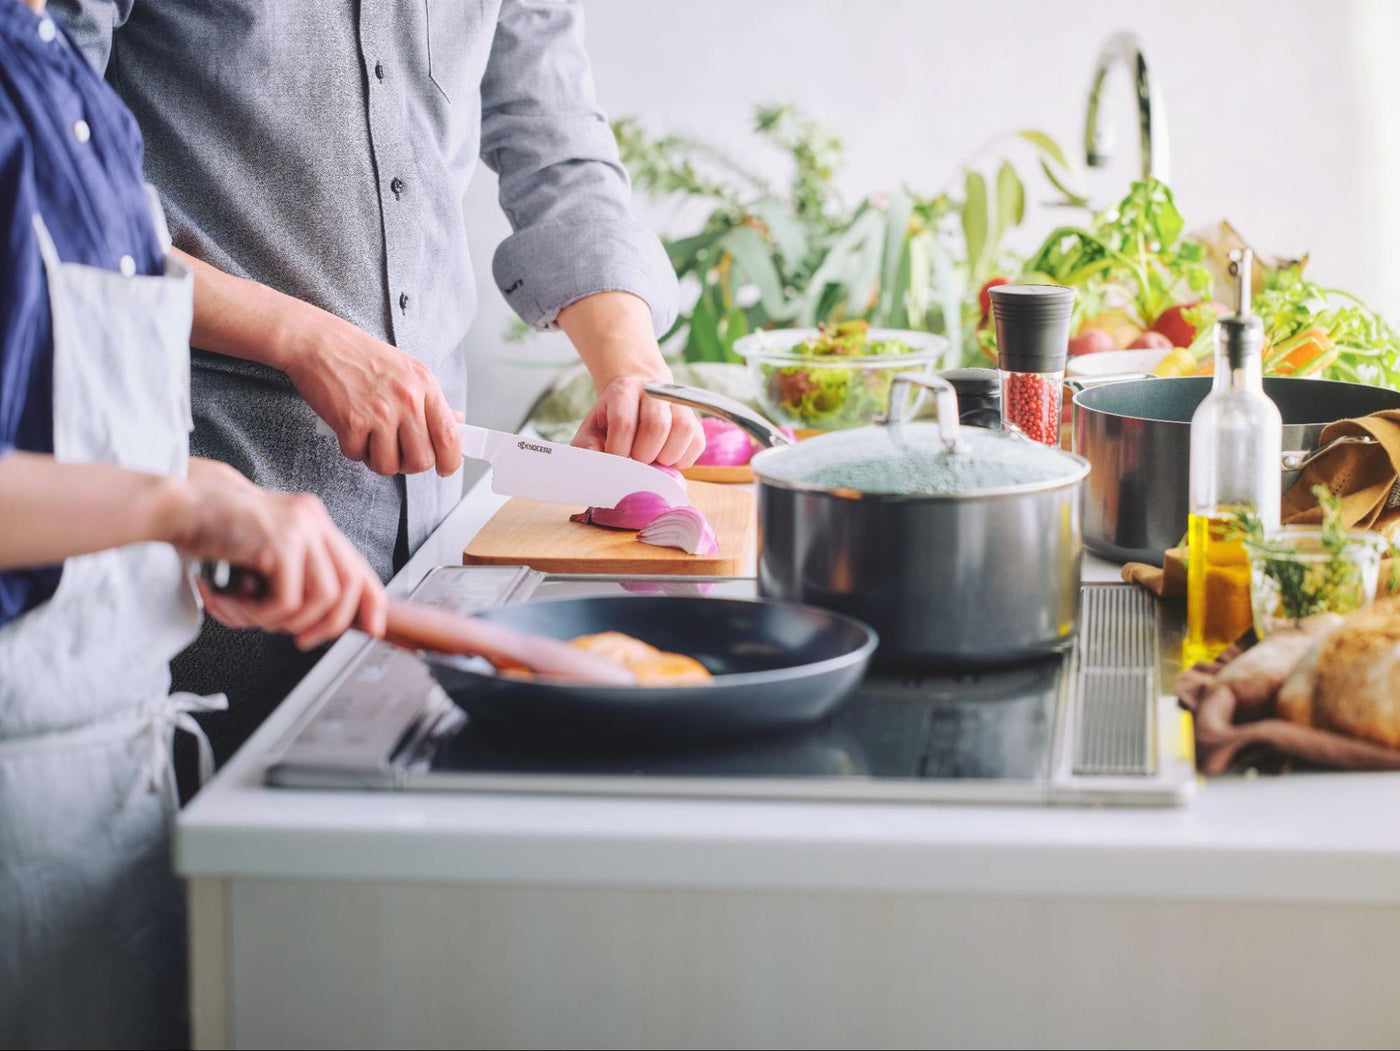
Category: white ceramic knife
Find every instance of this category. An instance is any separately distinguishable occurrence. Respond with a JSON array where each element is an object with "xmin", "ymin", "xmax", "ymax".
[{"xmin": 460, "ymin": 424, "xmax": 689, "ymax": 509}]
